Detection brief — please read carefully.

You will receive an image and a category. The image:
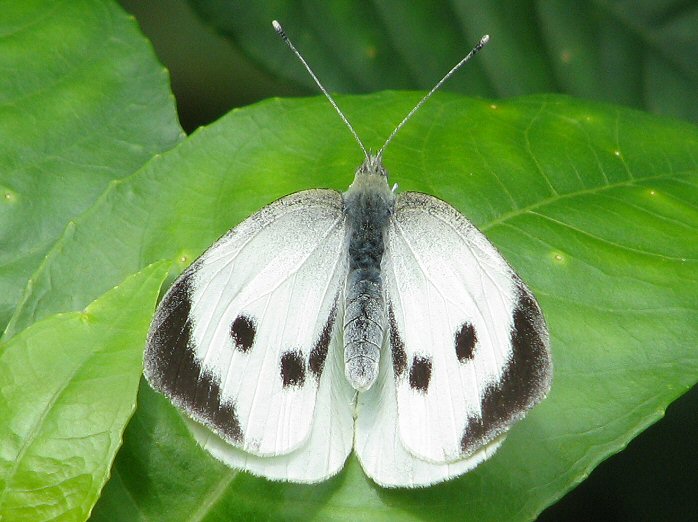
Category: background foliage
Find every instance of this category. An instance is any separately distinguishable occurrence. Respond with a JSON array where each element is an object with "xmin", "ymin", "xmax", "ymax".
[{"xmin": 1, "ymin": 1, "xmax": 696, "ymax": 520}]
